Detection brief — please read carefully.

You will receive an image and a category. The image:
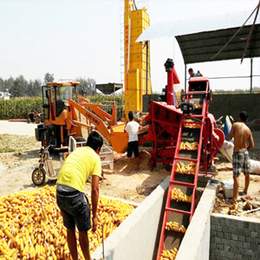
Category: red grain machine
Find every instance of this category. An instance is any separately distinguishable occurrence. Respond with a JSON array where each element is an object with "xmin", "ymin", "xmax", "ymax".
[
  {"xmin": 139, "ymin": 58, "xmax": 224, "ymax": 260},
  {"xmin": 140, "ymin": 58, "xmax": 224, "ymax": 172}
]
